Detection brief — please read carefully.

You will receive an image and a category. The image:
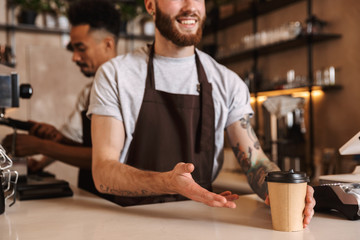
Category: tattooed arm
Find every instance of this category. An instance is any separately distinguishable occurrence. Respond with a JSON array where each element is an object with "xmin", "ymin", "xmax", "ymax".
[
  {"xmin": 226, "ymin": 115, "xmax": 280, "ymax": 200},
  {"xmin": 226, "ymin": 115, "xmax": 316, "ymax": 227}
]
